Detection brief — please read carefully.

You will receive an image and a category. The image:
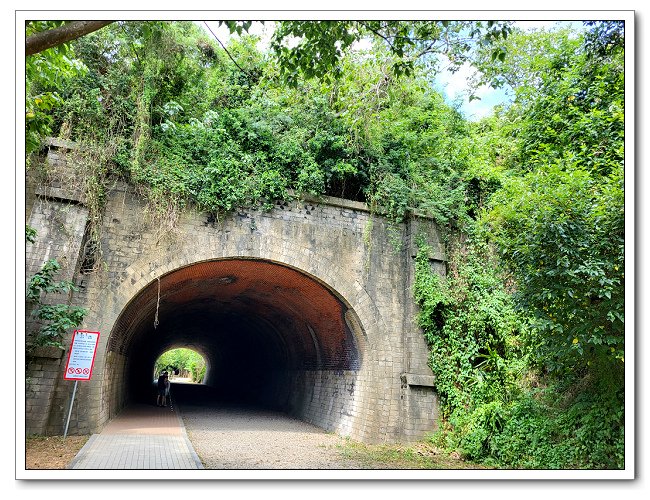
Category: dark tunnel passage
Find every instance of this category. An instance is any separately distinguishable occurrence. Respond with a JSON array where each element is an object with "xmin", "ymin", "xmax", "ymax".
[{"xmin": 105, "ymin": 258, "xmax": 364, "ymax": 423}]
